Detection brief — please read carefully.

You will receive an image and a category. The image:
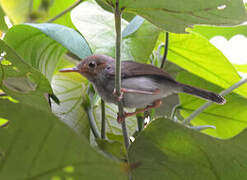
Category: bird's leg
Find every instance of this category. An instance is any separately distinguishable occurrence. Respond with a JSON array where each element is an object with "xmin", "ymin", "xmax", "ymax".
[
  {"xmin": 113, "ymin": 88, "xmax": 160, "ymax": 101},
  {"xmin": 117, "ymin": 99, "xmax": 162, "ymax": 123}
]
